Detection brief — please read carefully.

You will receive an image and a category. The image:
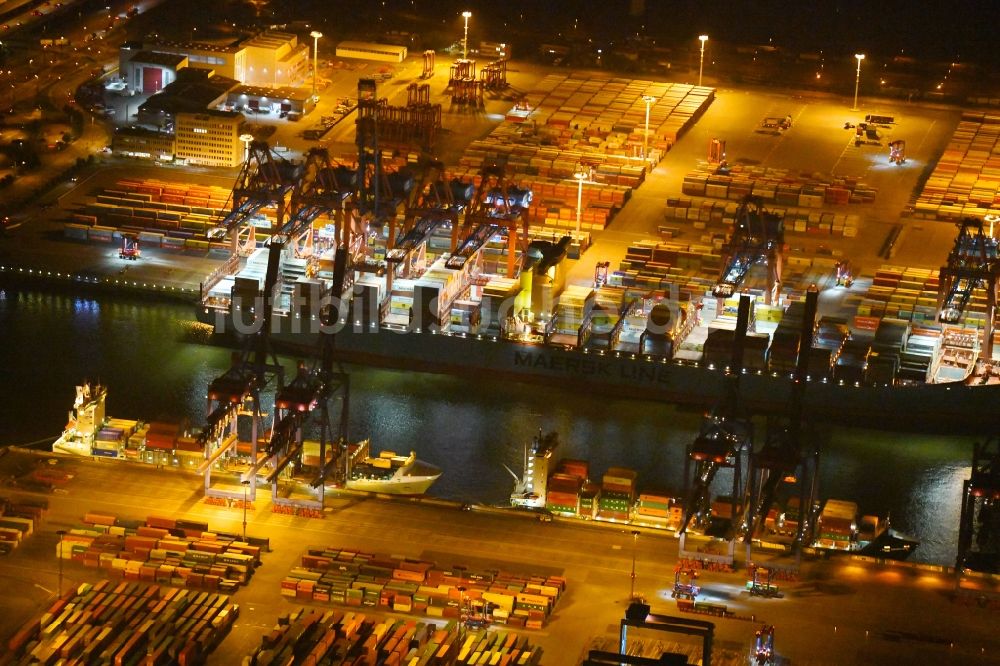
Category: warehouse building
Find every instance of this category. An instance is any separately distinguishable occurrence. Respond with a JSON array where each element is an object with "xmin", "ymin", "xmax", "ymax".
[
  {"xmin": 137, "ymin": 69, "xmax": 238, "ymax": 128},
  {"xmin": 224, "ymin": 84, "xmax": 314, "ymax": 118},
  {"xmin": 240, "ymin": 31, "xmax": 310, "ymax": 87},
  {"xmin": 121, "ymin": 51, "xmax": 188, "ymax": 94}
]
